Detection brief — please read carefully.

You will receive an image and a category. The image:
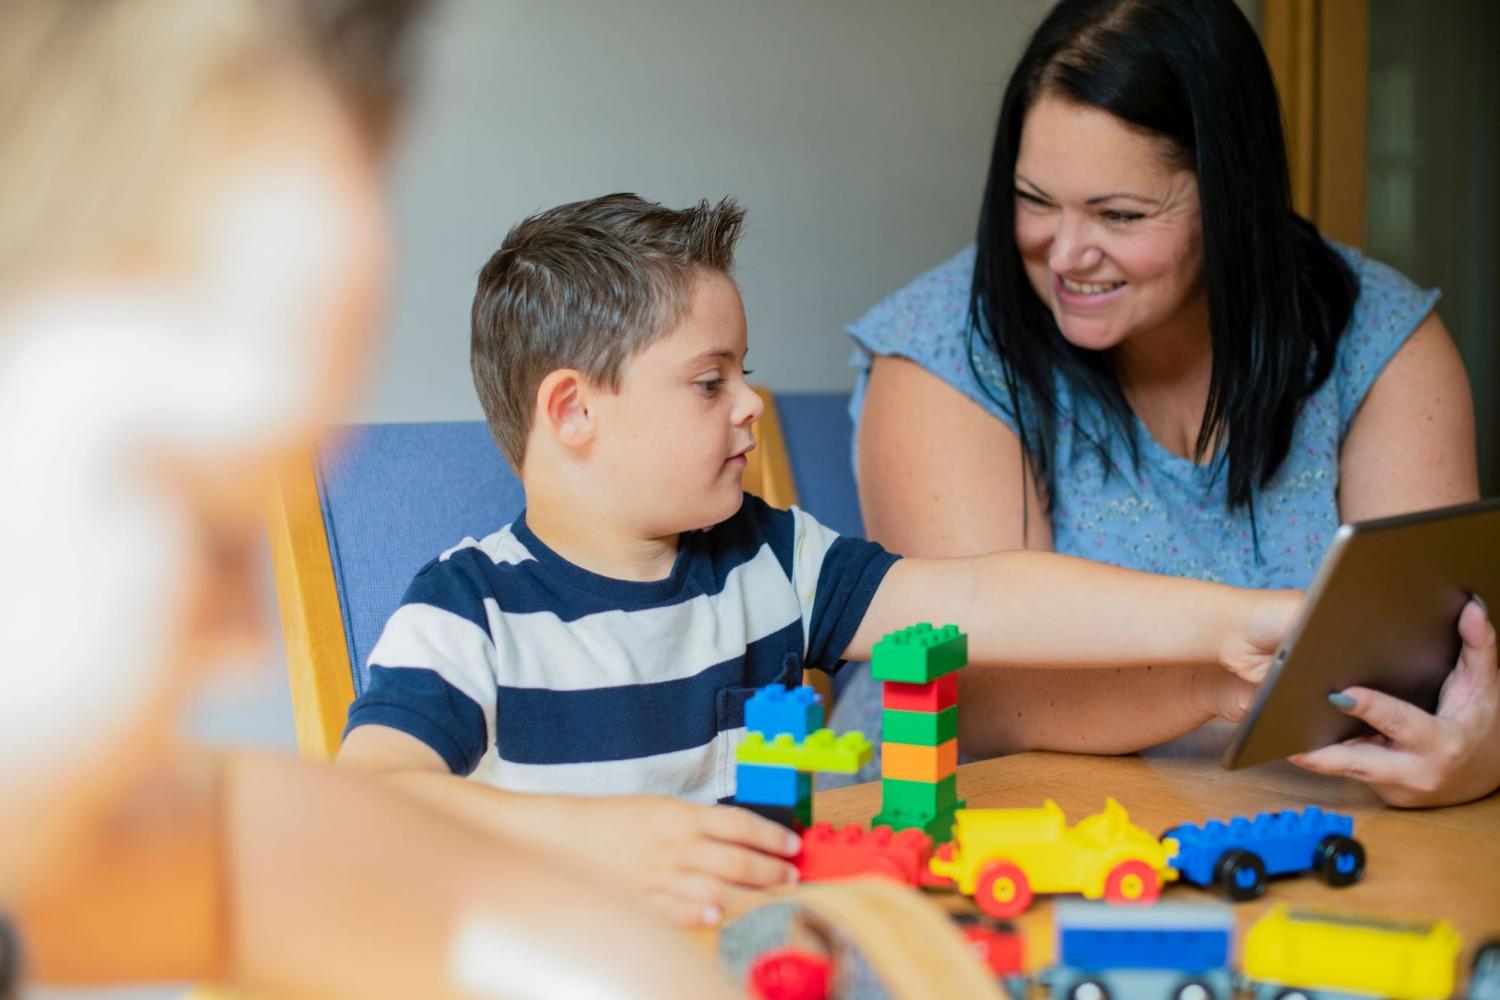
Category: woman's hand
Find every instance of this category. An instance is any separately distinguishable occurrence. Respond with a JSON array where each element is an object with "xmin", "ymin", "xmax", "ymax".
[{"xmin": 1290, "ymin": 598, "xmax": 1500, "ymax": 807}]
